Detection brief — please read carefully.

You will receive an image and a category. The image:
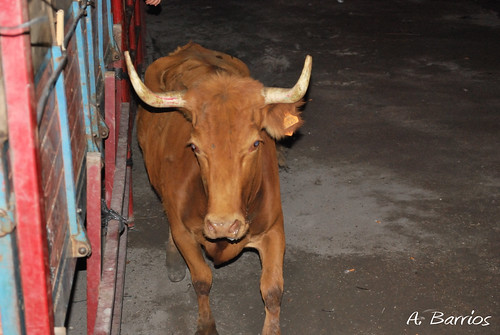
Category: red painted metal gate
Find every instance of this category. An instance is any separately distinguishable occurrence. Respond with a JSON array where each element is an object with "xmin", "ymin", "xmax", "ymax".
[{"xmin": 0, "ymin": 0, "xmax": 145, "ymax": 334}]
